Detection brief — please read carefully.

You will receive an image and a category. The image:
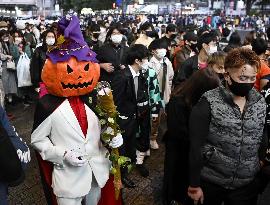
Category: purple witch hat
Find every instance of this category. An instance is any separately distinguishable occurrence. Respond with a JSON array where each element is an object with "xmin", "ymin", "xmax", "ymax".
[{"xmin": 47, "ymin": 13, "xmax": 98, "ymax": 64}]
